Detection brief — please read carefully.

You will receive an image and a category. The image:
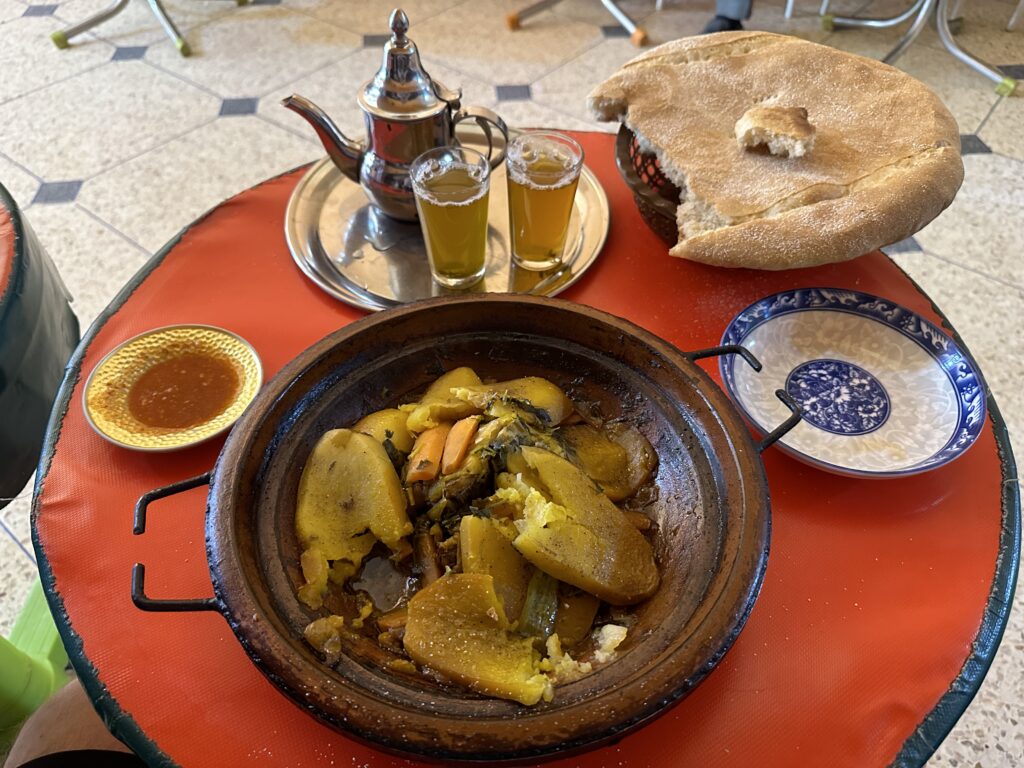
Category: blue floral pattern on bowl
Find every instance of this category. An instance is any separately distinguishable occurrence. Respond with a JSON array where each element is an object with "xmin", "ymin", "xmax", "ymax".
[
  {"xmin": 785, "ymin": 359, "xmax": 890, "ymax": 436},
  {"xmin": 719, "ymin": 288, "xmax": 987, "ymax": 478}
]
